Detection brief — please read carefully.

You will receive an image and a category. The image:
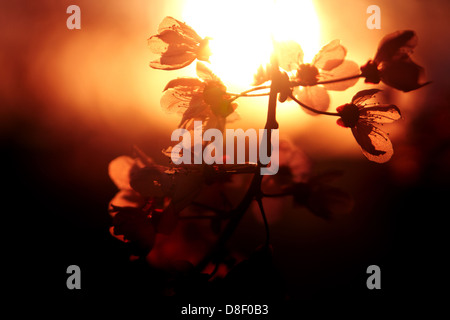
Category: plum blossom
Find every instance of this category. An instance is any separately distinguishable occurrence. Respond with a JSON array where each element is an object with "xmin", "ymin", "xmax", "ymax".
[
  {"xmin": 161, "ymin": 62, "xmax": 238, "ymax": 132},
  {"xmin": 360, "ymin": 30, "xmax": 430, "ymax": 92},
  {"xmin": 275, "ymin": 40, "xmax": 360, "ymax": 115},
  {"xmin": 336, "ymin": 89, "xmax": 402, "ymax": 163},
  {"xmin": 148, "ymin": 16, "xmax": 211, "ymax": 70}
]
